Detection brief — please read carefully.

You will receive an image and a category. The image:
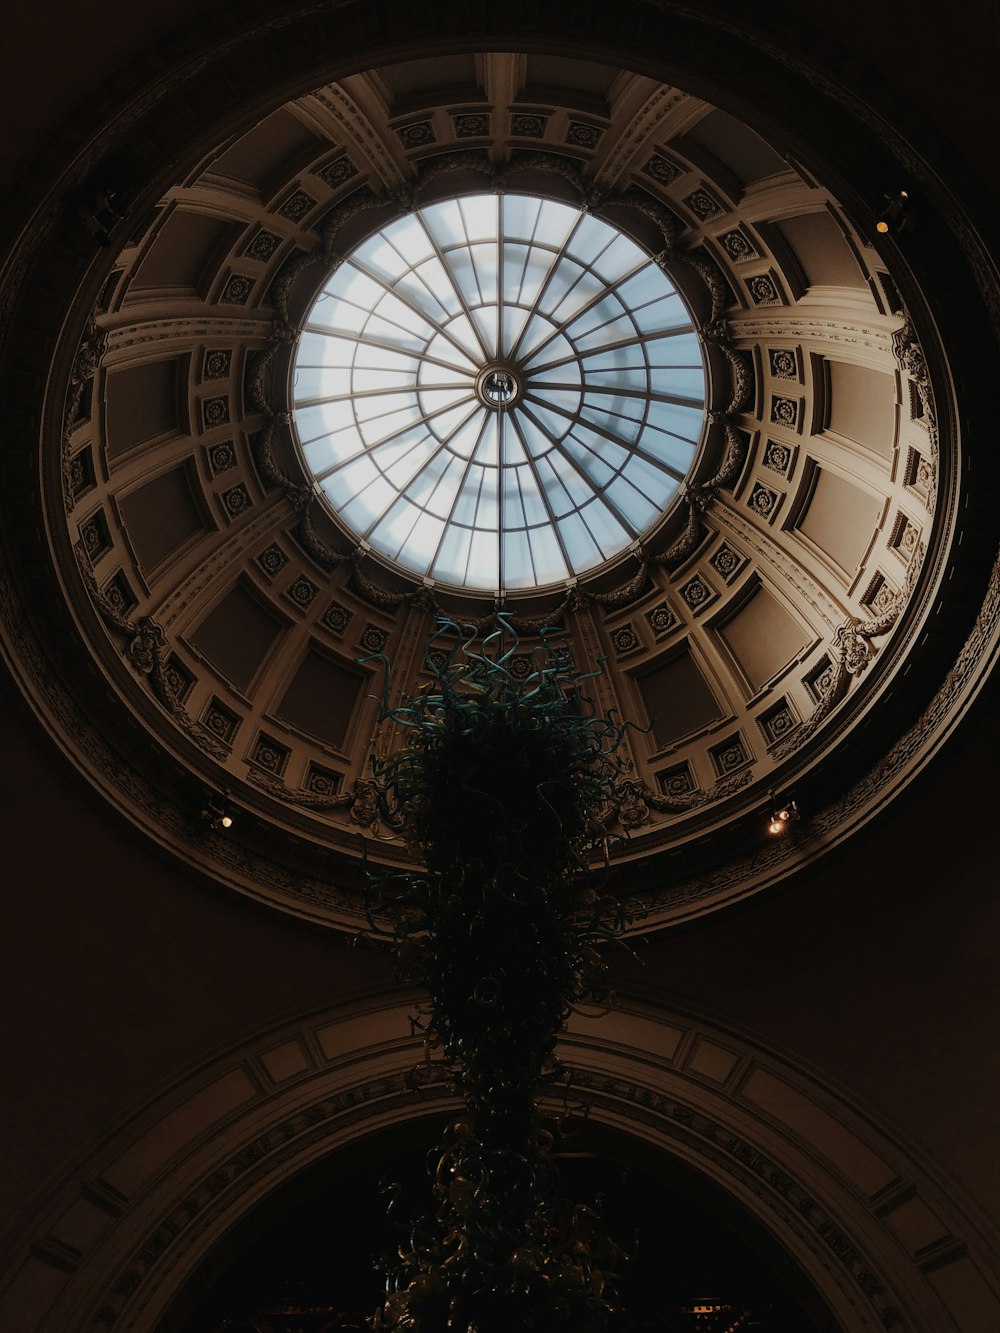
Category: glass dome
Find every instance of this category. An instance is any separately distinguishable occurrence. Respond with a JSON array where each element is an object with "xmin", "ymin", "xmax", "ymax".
[{"xmin": 292, "ymin": 194, "xmax": 705, "ymax": 592}]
